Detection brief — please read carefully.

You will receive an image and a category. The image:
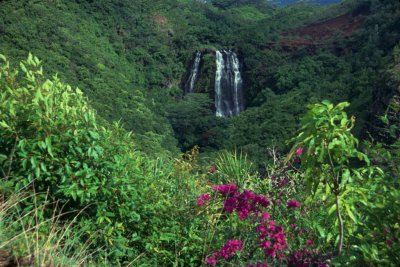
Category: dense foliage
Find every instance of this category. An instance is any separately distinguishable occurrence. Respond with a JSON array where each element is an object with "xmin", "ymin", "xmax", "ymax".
[{"xmin": 0, "ymin": 0, "xmax": 399, "ymax": 266}]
